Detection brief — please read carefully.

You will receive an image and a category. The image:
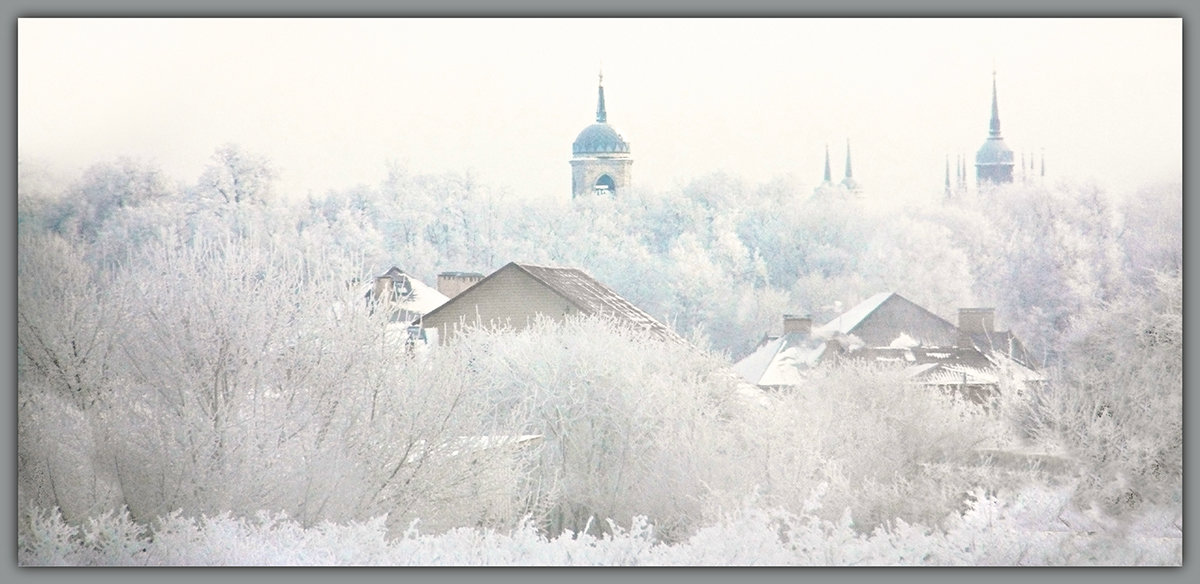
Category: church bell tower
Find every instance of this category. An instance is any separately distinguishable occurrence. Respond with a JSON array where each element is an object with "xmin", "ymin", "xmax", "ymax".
[{"xmin": 570, "ymin": 73, "xmax": 633, "ymax": 198}]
